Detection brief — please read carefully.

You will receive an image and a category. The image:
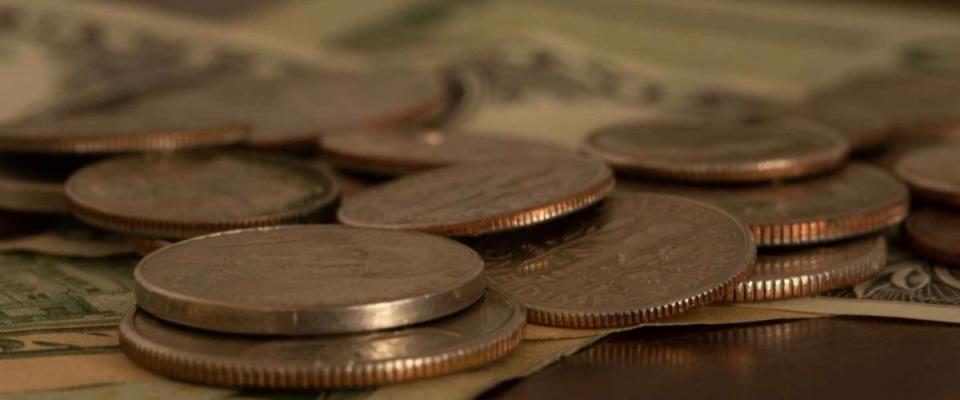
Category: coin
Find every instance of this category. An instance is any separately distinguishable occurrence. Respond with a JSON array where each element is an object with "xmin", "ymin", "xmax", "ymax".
[
  {"xmin": 725, "ymin": 236, "xmax": 887, "ymax": 302},
  {"xmin": 135, "ymin": 225, "xmax": 485, "ymax": 335},
  {"xmin": 791, "ymin": 99, "xmax": 891, "ymax": 151},
  {"xmin": 338, "ymin": 157, "xmax": 614, "ymax": 236},
  {"xmin": 895, "ymin": 146, "xmax": 960, "ymax": 207},
  {"xmin": 319, "ymin": 129, "xmax": 576, "ymax": 176},
  {"xmin": 120, "ymin": 291, "xmax": 525, "ymax": 388},
  {"xmin": 581, "ymin": 117, "xmax": 848, "ymax": 183},
  {"xmin": 464, "ymin": 193, "xmax": 755, "ymax": 328},
  {"xmin": 65, "ymin": 151, "xmax": 340, "ymax": 239},
  {"xmin": 130, "ymin": 237, "xmax": 172, "ymax": 256},
  {"xmin": 903, "ymin": 208, "xmax": 960, "ymax": 267},
  {"xmin": 621, "ymin": 163, "xmax": 909, "ymax": 247},
  {"xmin": 0, "ymin": 156, "xmax": 76, "ymax": 214}
]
